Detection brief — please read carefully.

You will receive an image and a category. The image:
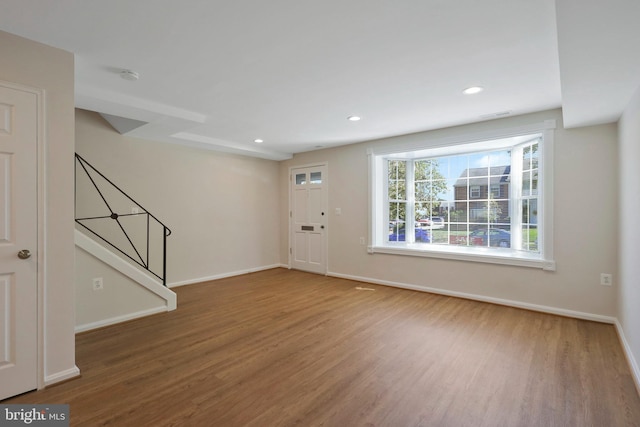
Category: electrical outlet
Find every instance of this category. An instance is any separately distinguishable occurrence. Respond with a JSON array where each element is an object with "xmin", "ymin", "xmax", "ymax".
[
  {"xmin": 600, "ymin": 273, "xmax": 612, "ymax": 286},
  {"xmin": 92, "ymin": 277, "xmax": 104, "ymax": 291},
  {"xmin": 359, "ymin": 237, "xmax": 365, "ymax": 245}
]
